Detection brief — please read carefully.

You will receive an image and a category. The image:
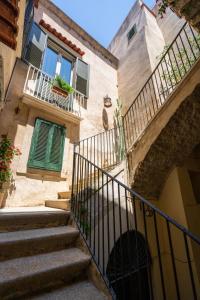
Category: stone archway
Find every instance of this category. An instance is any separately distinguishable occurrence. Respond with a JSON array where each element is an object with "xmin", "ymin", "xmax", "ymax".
[
  {"xmin": 131, "ymin": 84, "xmax": 200, "ymax": 199},
  {"xmin": 106, "ymin": 230, "xmax": 151, "ymax": 300}
]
